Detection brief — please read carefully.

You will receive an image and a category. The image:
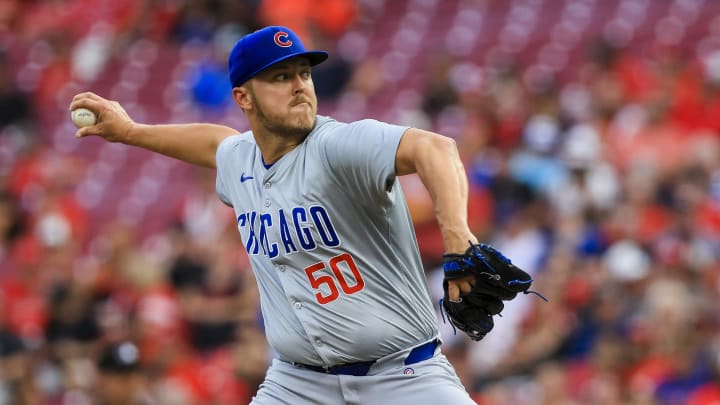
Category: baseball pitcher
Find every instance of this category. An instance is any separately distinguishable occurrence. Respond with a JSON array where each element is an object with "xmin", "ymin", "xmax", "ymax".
[{"xmin": 70, "ymin": 26, "xmax": 540, "ymax": 405}]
